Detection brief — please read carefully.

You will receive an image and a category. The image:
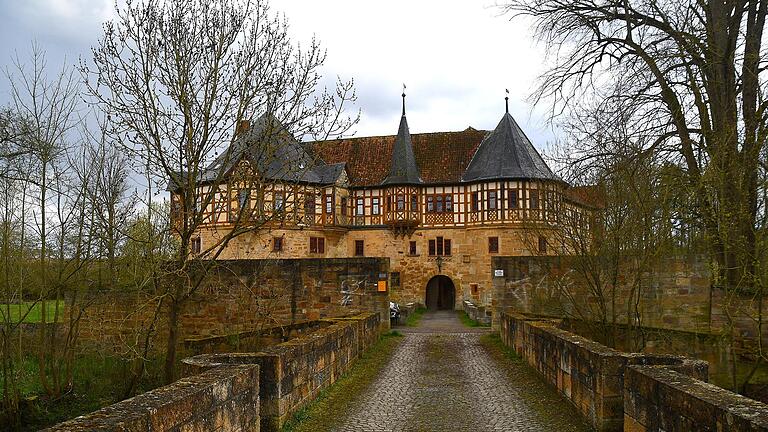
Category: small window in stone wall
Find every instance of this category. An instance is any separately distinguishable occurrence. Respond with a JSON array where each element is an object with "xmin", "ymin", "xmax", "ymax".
[
  {"xmin": 470, "ymin": 283, "xmax": 479, "ymax": 297},
  {"xmin": 309, "ymin": 237, "xmax": 325, "ymax": 254},
  {"xmin": 409, "ymin": 241, "xmax": 417, "ymax": 256},
  {"xmin": 488, "ymin": 236, "xmax": 499, "ymax": 254},
  {"xmin": 391, "ymin": 272, "xmax": 400, "ymax": 288},
  {"xmin": 355, "ymin": 240, "xmax": 364, "ymax": 256},
  {"xmin": 273, "ymin": 237, "xmax": 283, "ymax": 252},
  {"xmin": 191, "ymin": 237, "xmax": 201, "ymax": 254},
  {"xmin": 538, "ymin": 236, "xmax": 547, "ymax": 254}
]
